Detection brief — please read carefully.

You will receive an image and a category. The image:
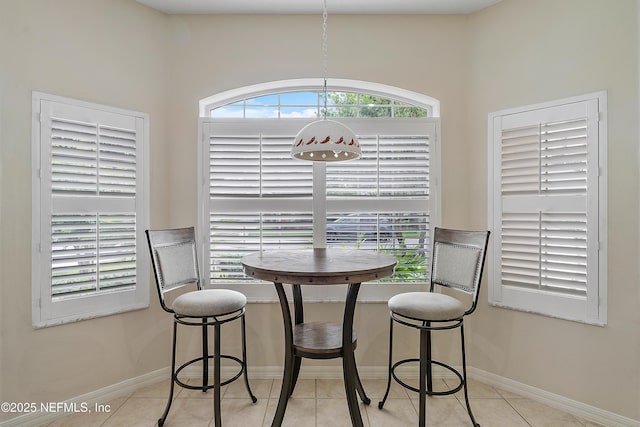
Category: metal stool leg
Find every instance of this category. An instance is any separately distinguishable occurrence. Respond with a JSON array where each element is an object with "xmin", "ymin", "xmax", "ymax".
[
  {"xmin": 202, "ymin": 319, "xmax": 209, "ymax": 392},
  {"xmin": 213, "ymin": 323, "xmax": 222, "ymax": 427},
  {"xmin": 425, "ymin": 322, "xmax": 433, "ymax": 394},
  {"xmin": 241, "ymin": 314, "xmax": 258, "ymax": 403},
  {"xmin": 460, "ymin": 323, "xmax": 479, "ymax": 426},
  {"xmin": 158, "ymin": 321, "xmax": 178, "ymax": 427},
  {"xmin": 419, "ymin": 328, "xmax": 428, "ymax": 427},
  {"xmin": 378, "ymin": 316, "xmax": 394, "ymax": 409}
]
